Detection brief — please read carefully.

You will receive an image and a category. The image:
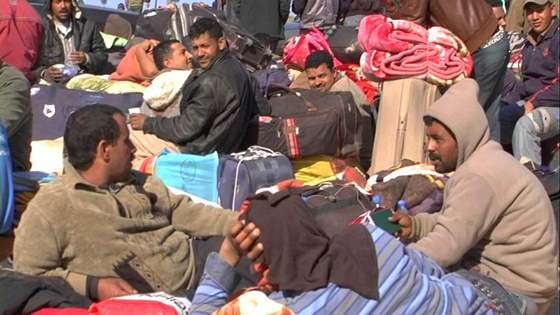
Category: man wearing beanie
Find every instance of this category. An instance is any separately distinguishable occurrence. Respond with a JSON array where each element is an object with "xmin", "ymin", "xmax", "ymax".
[{"xmin": 391, "ymin": 78, "xmax": 558, "ymax": 313}]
